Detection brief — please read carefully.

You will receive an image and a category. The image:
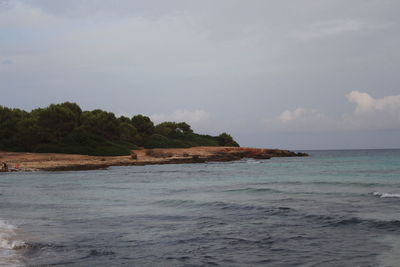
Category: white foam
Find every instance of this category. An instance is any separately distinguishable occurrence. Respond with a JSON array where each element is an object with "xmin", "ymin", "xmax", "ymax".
[
  {"xmin": 246, "ymin": 159, "xmax": 261, "ymax": 164},
  {"xmin": 373, "ymin": 191, "xmax": 400, "ymax": 198},
  {"xmin": 0, "ymin": 219, "xmax": 25, "ymax": 267}
]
